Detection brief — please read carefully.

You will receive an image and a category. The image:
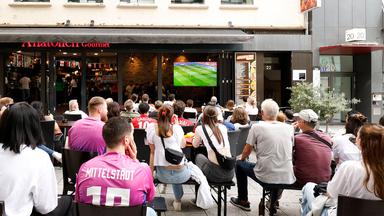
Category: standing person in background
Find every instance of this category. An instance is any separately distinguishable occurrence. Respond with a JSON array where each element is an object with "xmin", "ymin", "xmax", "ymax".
[
  {"xmin": 193, "ymin": 106, "xmax": 234, "ymax": 182},
  {"xmin": 244, "ymin": 96, "xmax": 258, "ymax": 115},
  {"xmin": 64, "ymin": 99, "xmax": 88, "ymax": 119},
  {"xmin": 146, "ymin": 105, "xmax": 191, "ymax": 211},
  {"xmin": 0, "ymin": 102, "xmax": 71, "ymax": 216},
  {"xmin": 301, "ymin": 124, "xmax": 384, "ymax": 216},
  {"xmin": 19, "ymin": 74, "xmax": 31, "ymax": 101},
  {"xmin": 76, "ymin": 117, "xmax": 156, "ymax": 216}
]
